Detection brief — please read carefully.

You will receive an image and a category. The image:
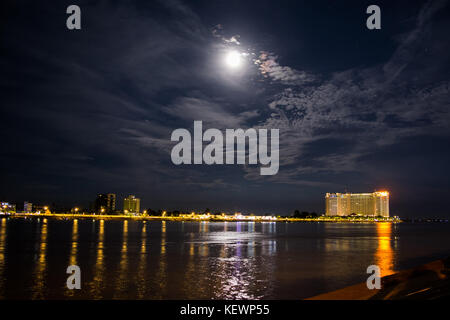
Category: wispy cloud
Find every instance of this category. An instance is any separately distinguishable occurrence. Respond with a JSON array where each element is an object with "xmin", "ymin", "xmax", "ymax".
[
  {"xmin": 163, "ymin": 97, "xmax": 259, "ymax": 128},
  {"xmin": 243, "ymin": 0, "xmax": 450, "ymax": 187},
  {"xmin": 255, "ymin": 52, "xmax": 316, "ymax": 85}
]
